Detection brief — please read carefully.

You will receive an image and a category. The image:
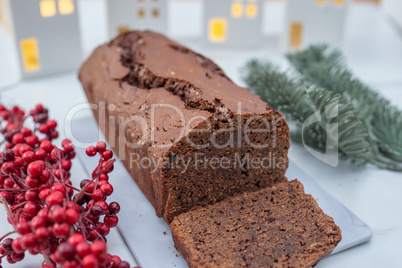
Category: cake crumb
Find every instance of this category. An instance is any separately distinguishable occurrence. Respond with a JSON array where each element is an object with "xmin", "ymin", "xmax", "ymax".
[{"xmin": 163, "ymin": 231, "xmax": 167, "ymax": 235}]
